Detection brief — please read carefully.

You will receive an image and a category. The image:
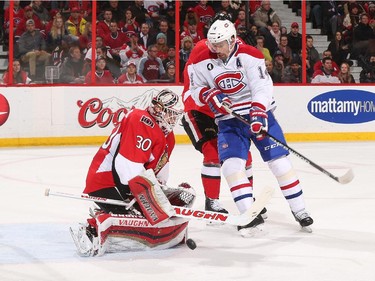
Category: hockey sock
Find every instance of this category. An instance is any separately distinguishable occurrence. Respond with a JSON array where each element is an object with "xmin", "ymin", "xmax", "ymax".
[
  {"xmin": 201, "ymin": 140, "xmax": 221, "ymax": 199},
  {"xmin": 268, "ymin": 156, "xmax": 306, "ymax": 212}
]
